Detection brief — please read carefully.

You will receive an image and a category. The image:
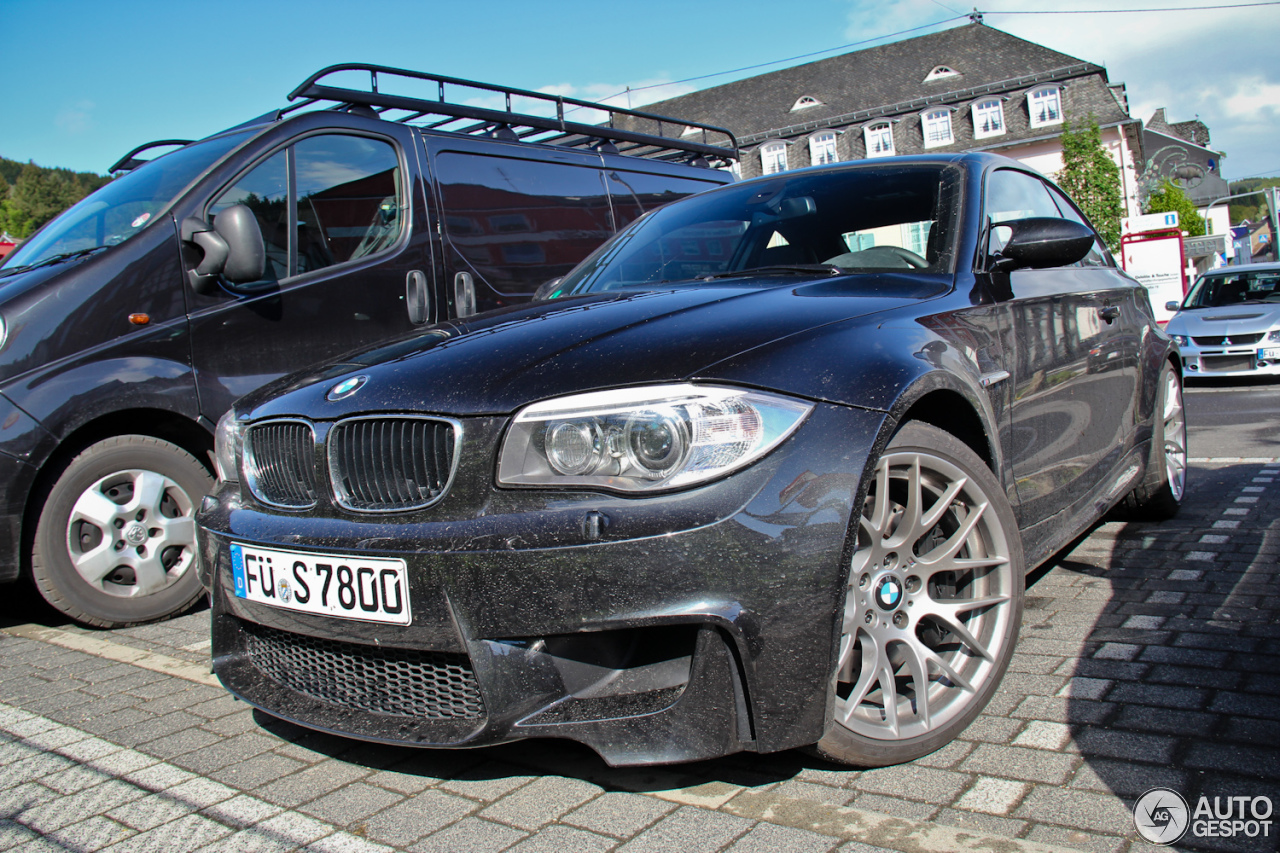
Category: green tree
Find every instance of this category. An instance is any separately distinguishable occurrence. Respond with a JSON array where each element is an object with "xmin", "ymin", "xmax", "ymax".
[
  {"xmin": 1056, "ymin": 115, "xmax": 1124, "ymax": 250},
  {"xmin": 0, "ymin": 171, "xmax": 11, "ymax": 236},
  {"xmin": 7, "ymin": 163, "xmax": 78, "ymax": 238},
  {"xmin": 1145, "ymin": 178, "xmax": 1206, "ymax": 237}
]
